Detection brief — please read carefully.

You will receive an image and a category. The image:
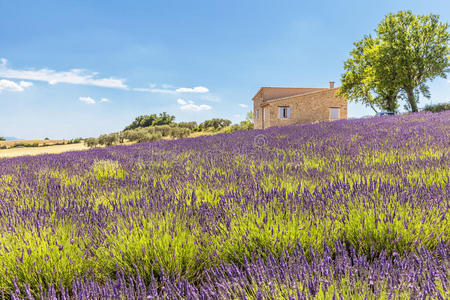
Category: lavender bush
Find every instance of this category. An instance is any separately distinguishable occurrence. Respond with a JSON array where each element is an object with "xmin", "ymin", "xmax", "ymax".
[{"xmin": 0, "ymin": 111, "xmax": 448, "ymax": 299}]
